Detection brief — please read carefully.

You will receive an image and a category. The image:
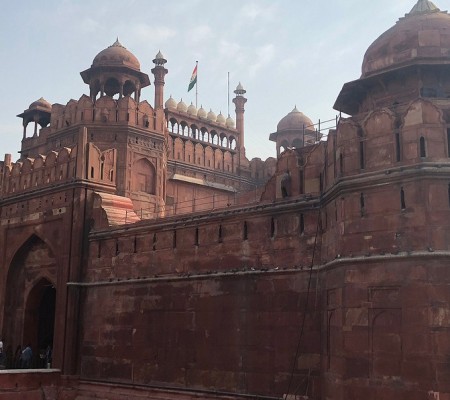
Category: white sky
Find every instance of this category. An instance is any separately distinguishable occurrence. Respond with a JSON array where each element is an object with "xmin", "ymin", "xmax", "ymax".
[{"xmin": 0, "ymin": 0, "xmax": 420, "ymax": 161}]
